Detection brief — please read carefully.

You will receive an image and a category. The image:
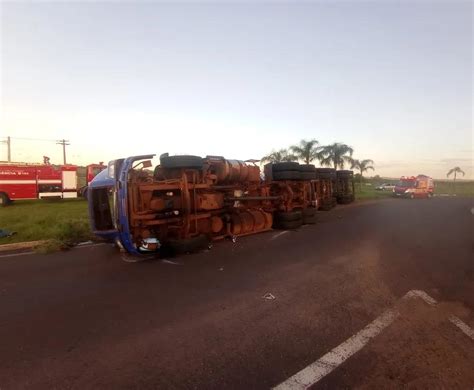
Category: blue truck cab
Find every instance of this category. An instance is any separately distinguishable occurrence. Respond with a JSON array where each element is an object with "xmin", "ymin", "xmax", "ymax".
[{"xmin": 88, "ymin": 154, "xmax": 155, "ymax": 255}]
